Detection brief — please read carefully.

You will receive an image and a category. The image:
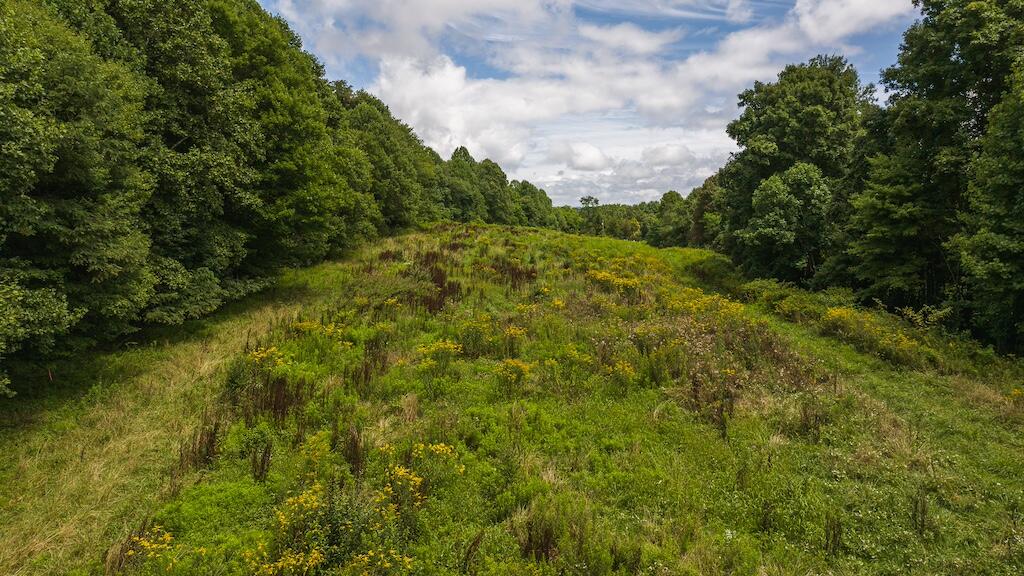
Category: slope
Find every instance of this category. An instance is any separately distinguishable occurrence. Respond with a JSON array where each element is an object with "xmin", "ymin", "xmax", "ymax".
[{"xmin": 1, "ymin": 224, "xmax": 1022, "ymax": 575}]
